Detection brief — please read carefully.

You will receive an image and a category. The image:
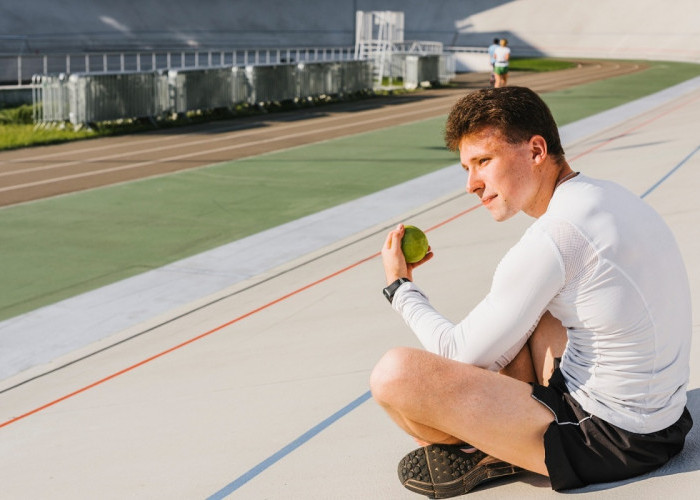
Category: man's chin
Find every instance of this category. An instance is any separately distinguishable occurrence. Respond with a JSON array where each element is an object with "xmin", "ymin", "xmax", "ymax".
[{"xmin": 489, "ymin": 209, "xmax": 515, "ymax": 222}]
